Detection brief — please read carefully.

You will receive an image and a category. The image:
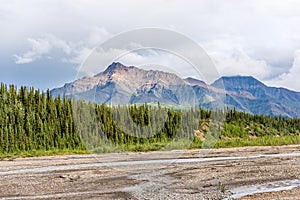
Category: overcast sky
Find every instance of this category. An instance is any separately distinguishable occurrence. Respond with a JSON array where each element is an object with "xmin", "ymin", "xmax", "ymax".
[{"xmin": 1, "ymin": 0, "xmax": 300, "ymax": 91}]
